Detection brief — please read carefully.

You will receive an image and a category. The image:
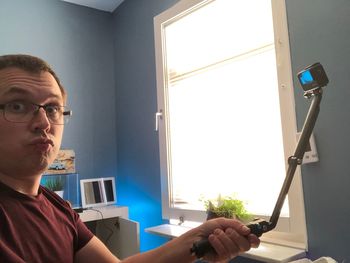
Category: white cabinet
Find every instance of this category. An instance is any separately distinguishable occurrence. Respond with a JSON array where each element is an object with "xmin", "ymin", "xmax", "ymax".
[{"xmin": 79, "ymin": 205, "xmax": 140, "ymax": 259}]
